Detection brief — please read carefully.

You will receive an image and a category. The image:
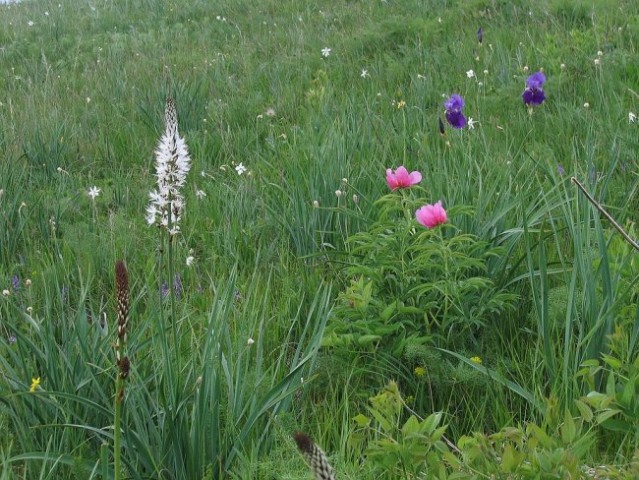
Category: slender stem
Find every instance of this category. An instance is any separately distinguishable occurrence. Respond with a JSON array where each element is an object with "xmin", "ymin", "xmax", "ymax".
[
  {"xmin": 571, "ymin": 177, "xmax": 639, "ymax": 251},
  {"xmin": 114, "ymin": 376, "xmax": 123, "ymax": 480}
]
